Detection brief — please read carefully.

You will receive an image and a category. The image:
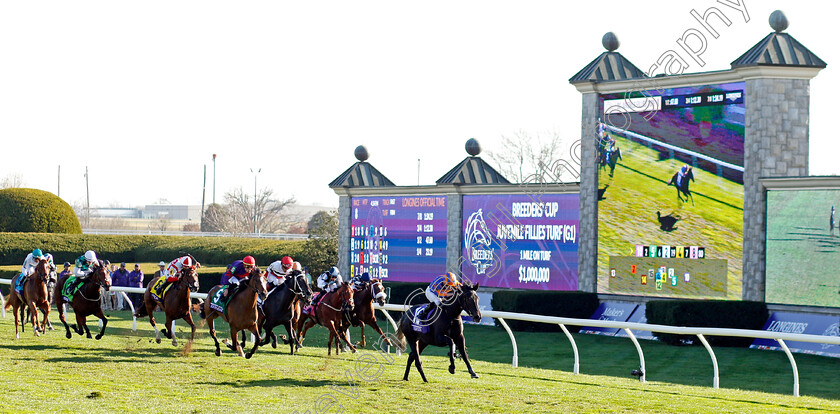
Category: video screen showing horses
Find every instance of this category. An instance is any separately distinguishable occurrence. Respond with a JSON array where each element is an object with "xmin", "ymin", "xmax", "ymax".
[
  {"xmin": 349, "ymin": 196, "xmax": 447, "ymax": 282},
  {"xmin": 597, "ymin": 82, "xmax": 744, "ymax": 299},
  {"xmin": 766, "ymin": 189, "xmax": 840, "ymax": 307}
]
